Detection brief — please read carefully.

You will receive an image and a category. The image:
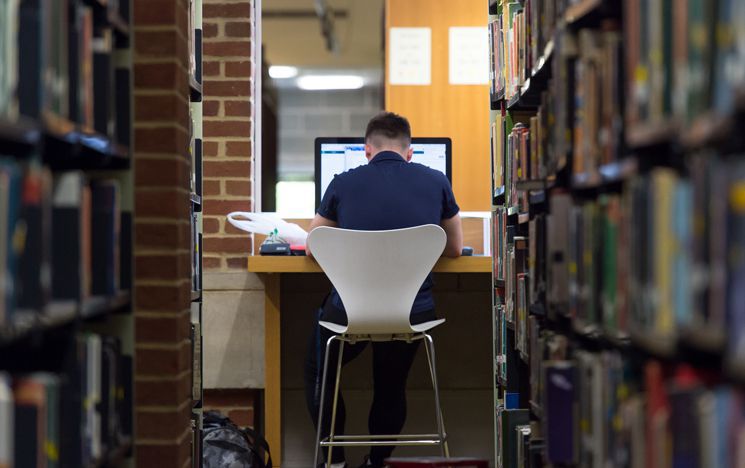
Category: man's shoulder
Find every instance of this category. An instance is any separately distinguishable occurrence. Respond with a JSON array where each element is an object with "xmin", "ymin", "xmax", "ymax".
[
  {"xmin": 407, "ymin": 162, "xmax": 449, "ymax": 183},
  {"xmin": 334, "ymin": 164, "xmax": 371, "ymax": 183},
  {"xmin": 335, "ymin": 160, "xmax": 448, "ymax": 185}
]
